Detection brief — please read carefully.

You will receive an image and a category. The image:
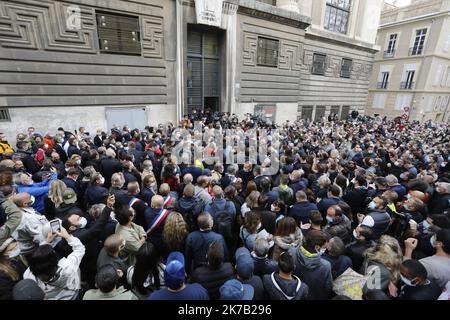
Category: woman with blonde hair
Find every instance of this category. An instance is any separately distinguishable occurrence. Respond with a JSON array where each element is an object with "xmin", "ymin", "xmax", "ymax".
[
  {"xmin": 162, "ymin": 212, "xmax": 188, "ymax": 258},
  {"xmin": 362, "ymin": 235, "xmax": 403, "ymax": 293},
  {"xmin": 43, "ymin": 179, "xmax": 67, "ymax": 220}
]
